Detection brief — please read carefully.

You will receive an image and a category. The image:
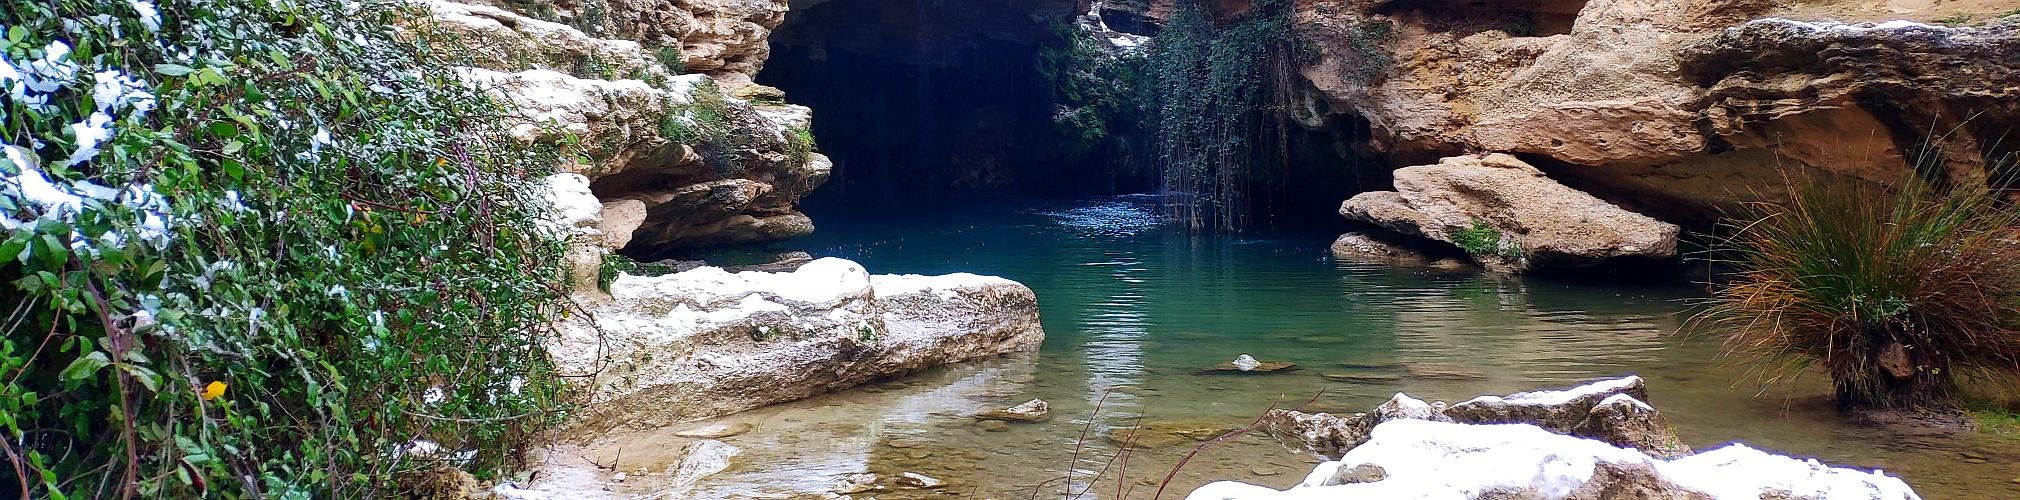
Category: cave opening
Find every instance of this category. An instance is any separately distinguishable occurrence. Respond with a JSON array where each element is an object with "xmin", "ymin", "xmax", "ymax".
[
  {"xmin": 1372, "ymin": 0, "xmax": 1588, "ymax": 37},
  {"xmin": 757, "ymin": 0, "xmax": 1148, "ymax": 209},
  {"xmin": 757, "ymin": 0, "xmax": 1374, "ymax": 232}
]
